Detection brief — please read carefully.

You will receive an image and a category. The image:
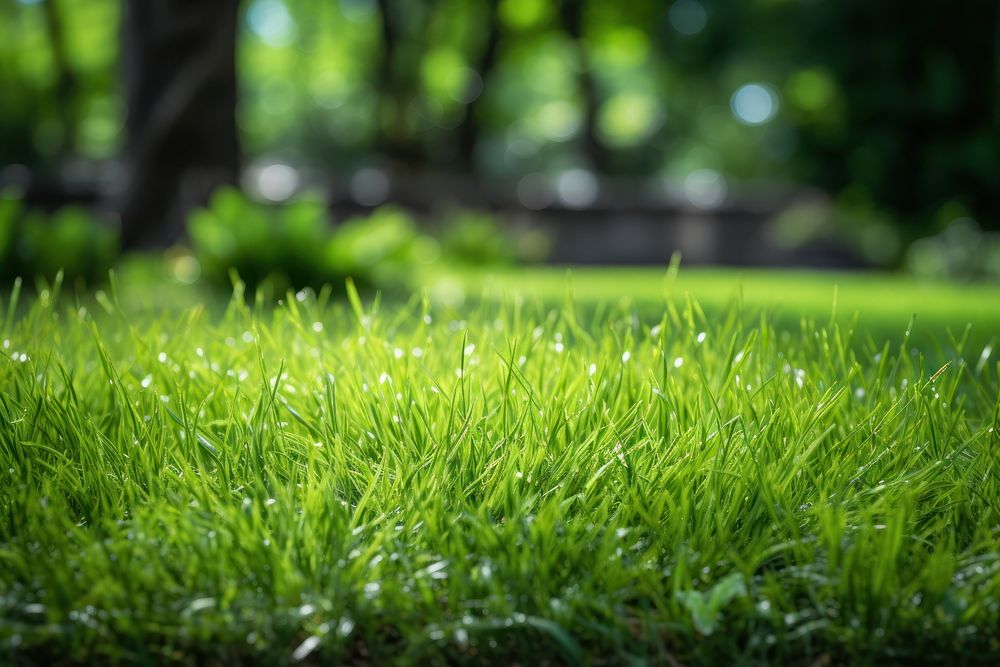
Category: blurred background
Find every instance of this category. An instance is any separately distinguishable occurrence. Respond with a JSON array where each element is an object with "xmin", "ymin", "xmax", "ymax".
[{"xmin": 1, "ymin": 0, "xmax": 998, "ymax": 291}]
